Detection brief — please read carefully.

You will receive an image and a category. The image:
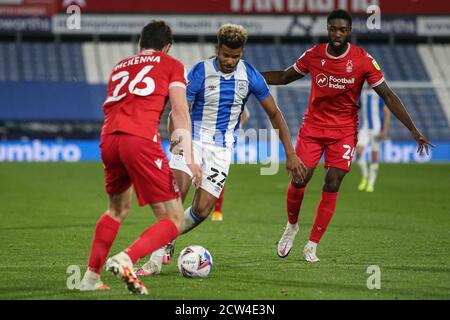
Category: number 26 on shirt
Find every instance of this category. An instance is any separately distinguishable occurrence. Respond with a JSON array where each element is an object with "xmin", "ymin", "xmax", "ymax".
[{"xmin": 105, "ymin": 65, "xmax": 155, "ymax": 103}]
